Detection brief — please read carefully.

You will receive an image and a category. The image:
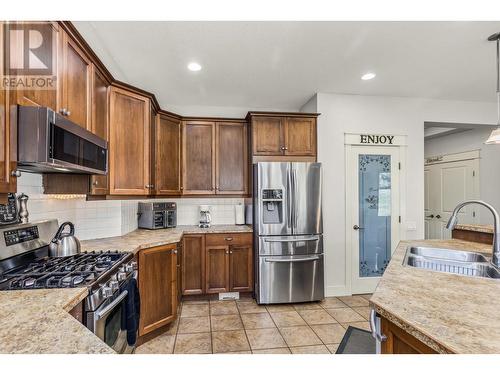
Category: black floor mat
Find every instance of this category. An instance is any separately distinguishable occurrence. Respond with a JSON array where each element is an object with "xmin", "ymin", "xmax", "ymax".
[{"xmin": 336, "ymin": 326, "xmax": 376, "ymax": 354}]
